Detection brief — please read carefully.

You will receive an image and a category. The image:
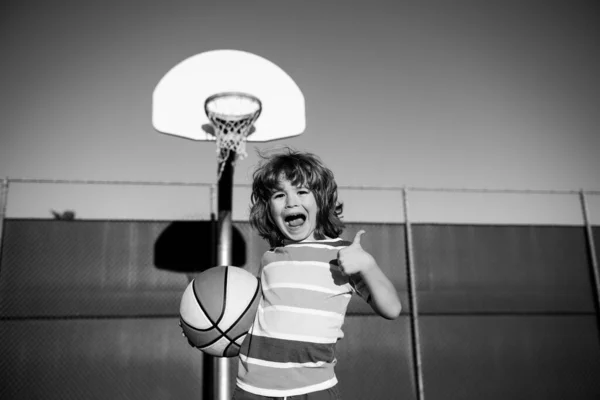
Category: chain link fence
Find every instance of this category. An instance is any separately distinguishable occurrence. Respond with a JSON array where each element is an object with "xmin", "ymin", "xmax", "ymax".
[{"xmin": 1, "ymin": 178, "xmax": 599, "ymax": 400}]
